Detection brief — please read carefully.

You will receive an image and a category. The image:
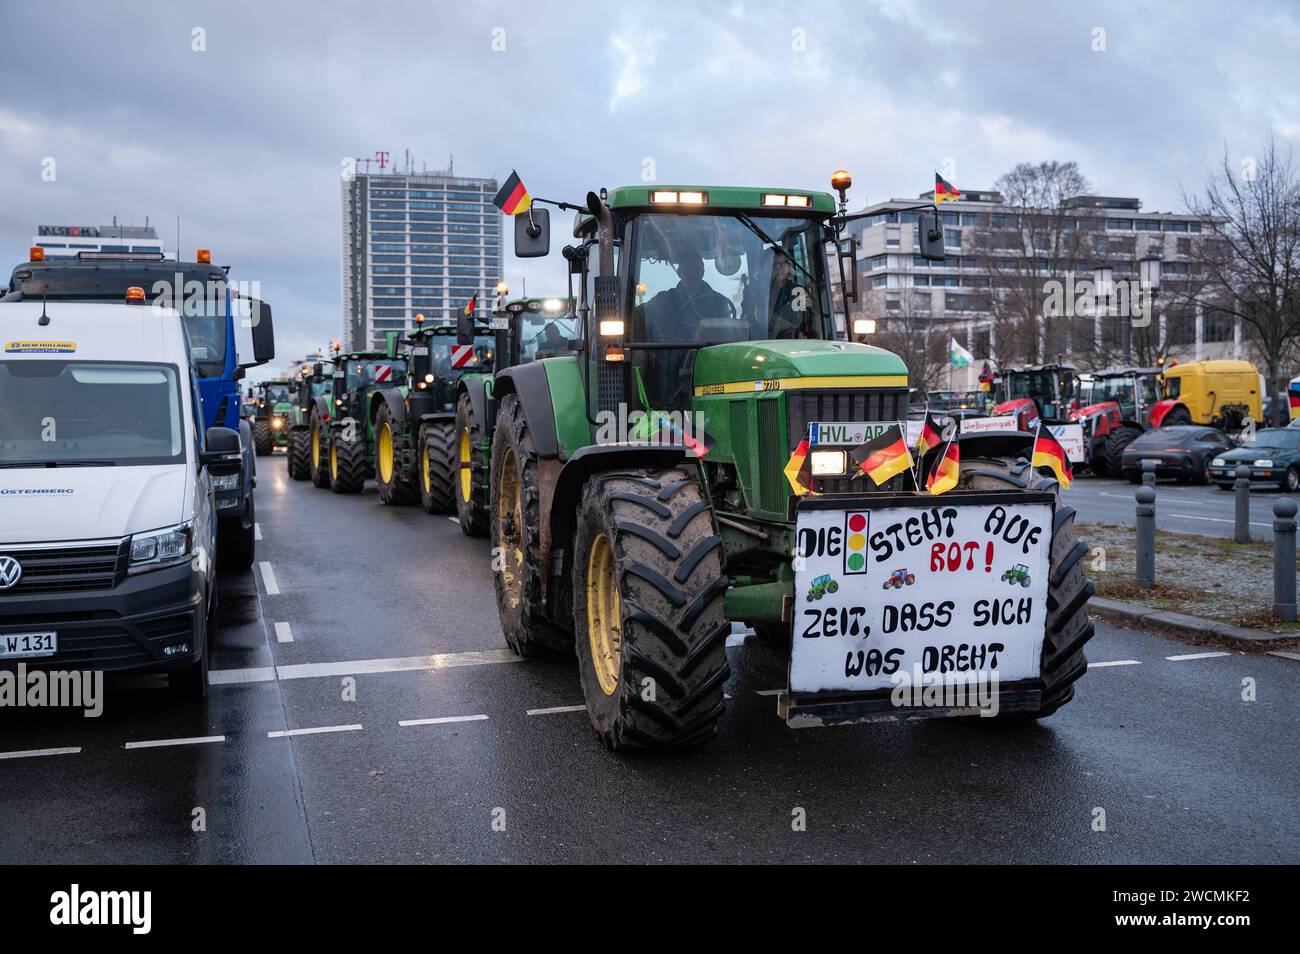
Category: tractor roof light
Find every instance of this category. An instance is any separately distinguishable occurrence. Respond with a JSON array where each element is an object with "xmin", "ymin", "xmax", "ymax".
[
  {"xmin": 542, "ymin": 298, "xmax": 563, "ymax": 313},
  {"xmin": 831, "ymin": 169, "xmax": 853, "ymax": 192},
  {"xmin": 196, "ymin": 248, "xmax": 212, "ymax": 264},
  {"xmin": 414, "ymin": 312, "xmax": 425, "ymax": 325},
  {"xmin": 29, "ymin": 246, "xmax": 44, "ymax": 262},
  {"xmin": 853, "ymin": 318, "xmax": 876, "ymax": 335},
  {"xmin": 762, "ymin": 193, "xmax": 812, "ymax": 208},
  {"xmin": 125, "ymin": 286, "xmax": 147, "ymax": 304},
  {"xmin": 650, "ymin": 190, "xmax": 707, "ymax": 205},
  {"xmin": 495, "ymin": 281, "xmax": 509, "ymax": 294}
]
